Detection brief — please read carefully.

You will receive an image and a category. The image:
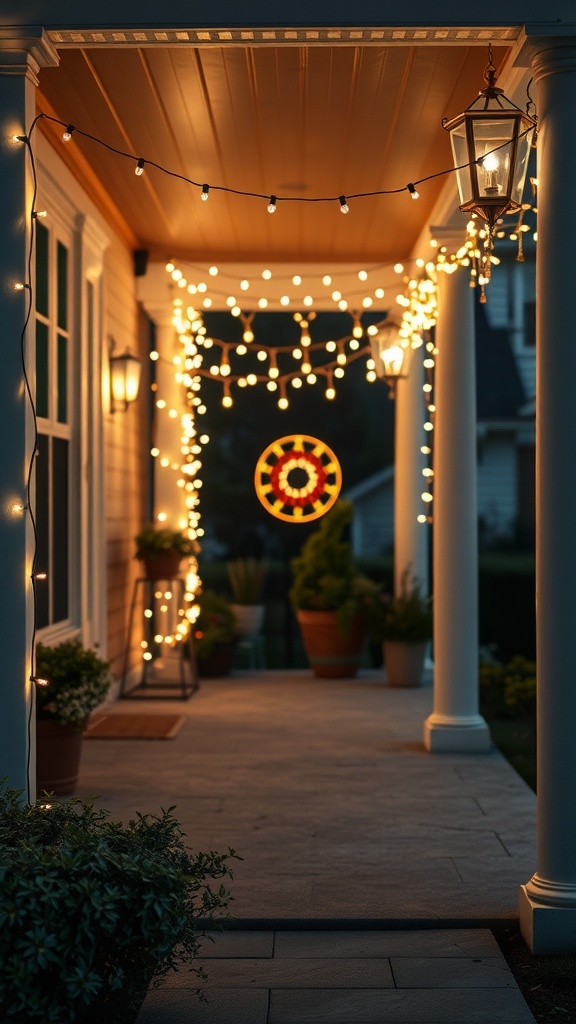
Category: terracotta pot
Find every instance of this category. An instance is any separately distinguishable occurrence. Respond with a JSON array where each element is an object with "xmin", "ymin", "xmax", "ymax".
[
  {"xmin": 141, "ymin": 549, "xmax": 183, "ymax": 579},
  {"xmin": 36, "ymin": 718, "xmax": 86, "ymax": 796},
  {"xmin": 231, "ymin": 603, "xmax": 265, "ymax": 638},
  {"xmin": 296, "ymin": 609, "xmax": 365, "ymax": 678},
  {"xmin": 383, "ymin": 640, "xmax": 427, "ymax": 688}
]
